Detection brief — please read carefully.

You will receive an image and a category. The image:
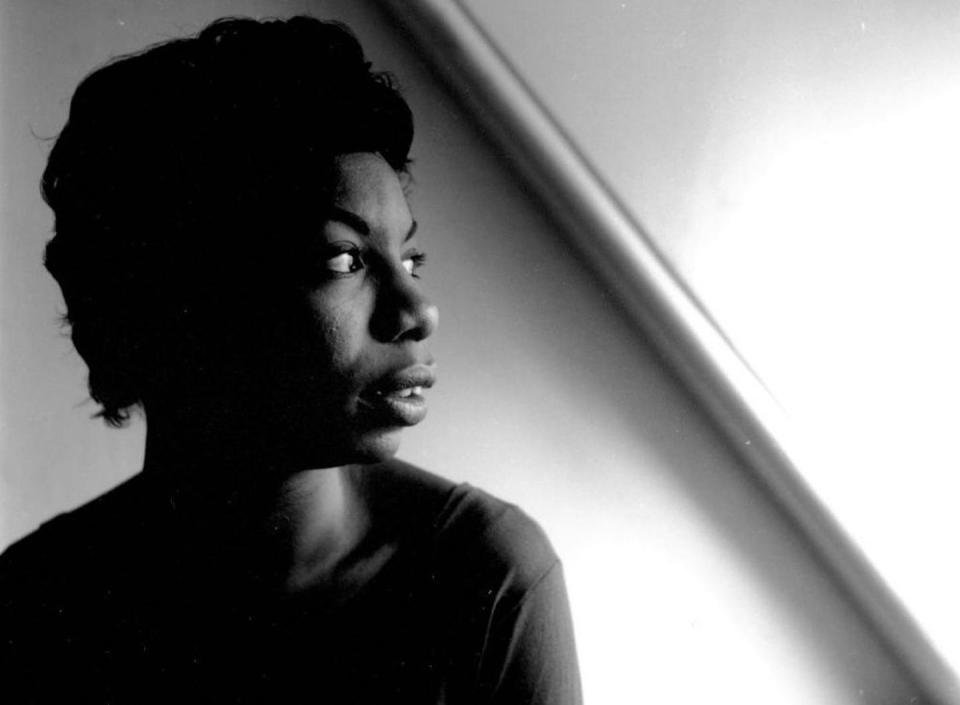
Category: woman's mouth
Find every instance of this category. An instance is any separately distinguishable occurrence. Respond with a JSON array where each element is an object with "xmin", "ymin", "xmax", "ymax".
[
  {"xmin": 370, "ymin": 387, "xmax": 428, "ymax": 425},
  {"xmin": 389, "ymin": 386, "xmax": 424, "ymax": 398},
  {"xmin": 358, "ymin": 367, "xmax": 435, "ymax": 426}
]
